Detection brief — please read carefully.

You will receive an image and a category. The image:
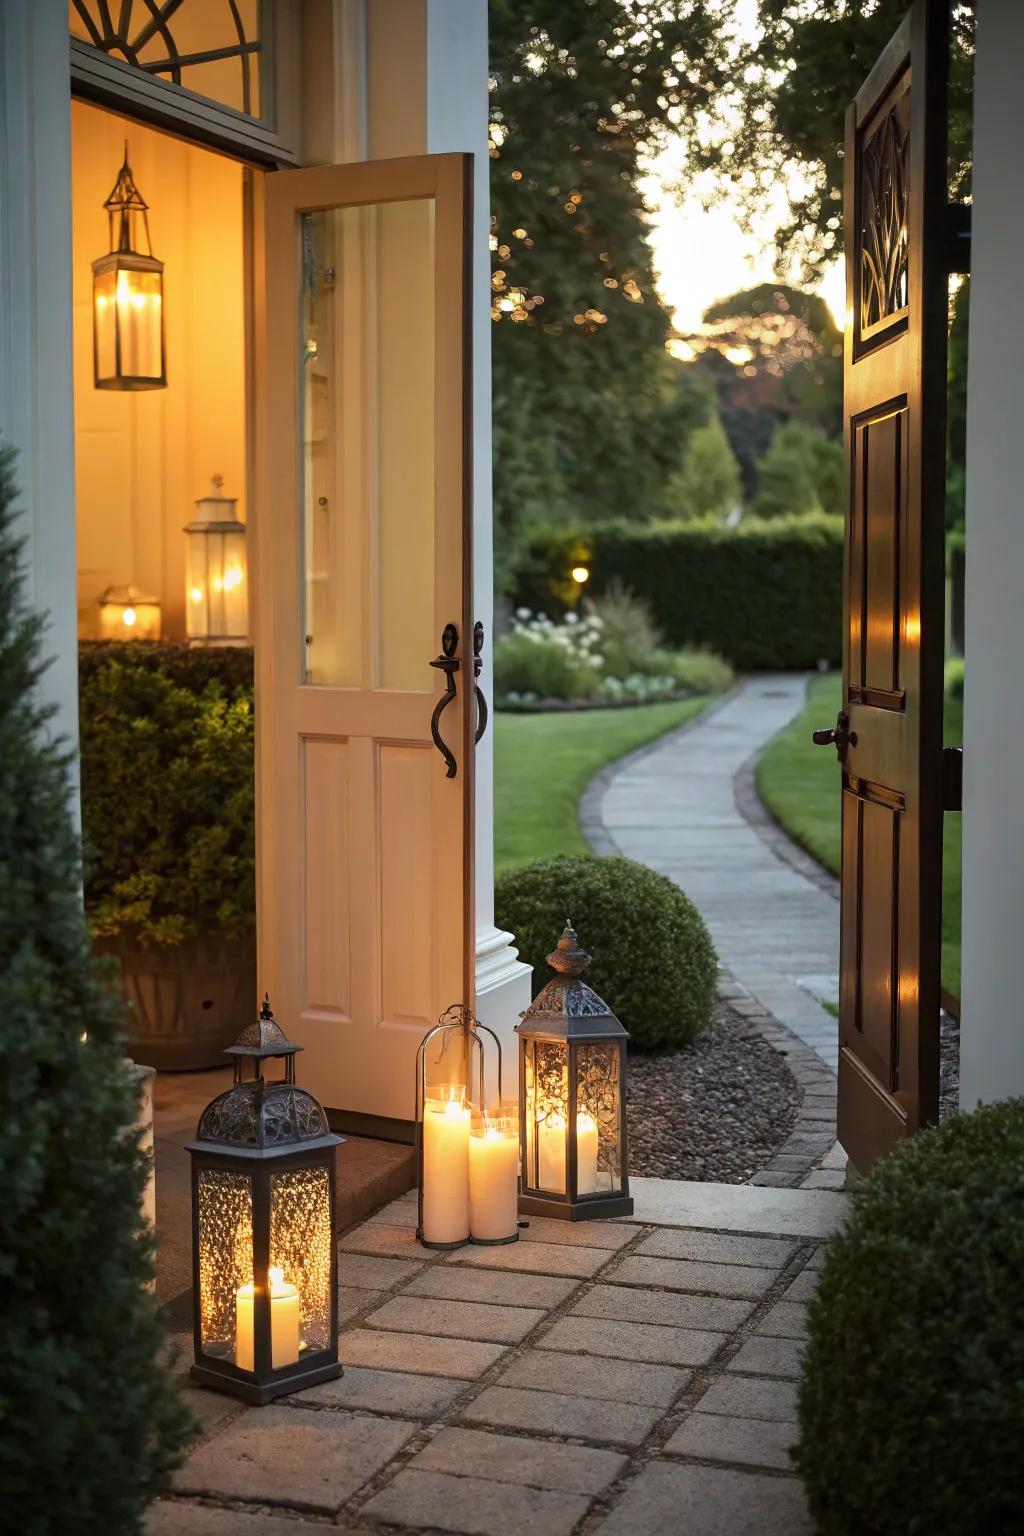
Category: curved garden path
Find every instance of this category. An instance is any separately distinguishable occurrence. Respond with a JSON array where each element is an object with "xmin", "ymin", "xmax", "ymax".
[{"xmin": 584, "ymin": 675, "xmax": 840, "ymax": 1073}]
